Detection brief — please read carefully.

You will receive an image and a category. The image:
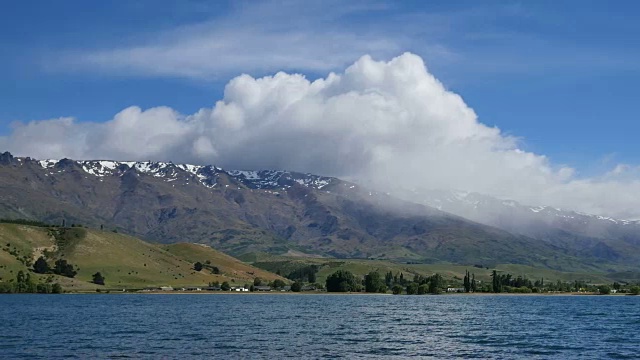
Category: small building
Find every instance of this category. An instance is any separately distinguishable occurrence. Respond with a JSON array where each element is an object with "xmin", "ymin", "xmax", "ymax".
[
  {"xmin": 206, "ymin": 286, "xmax": 222, "ymax": 291},
  {"xmin": 254, "ymin": 286, "xmax": 272, "ymax": 292},
  {"xmin": 160, "ymin": 286, "xmax": 174, "ymax": 291},
  {"xmin": 232, "ymin": 286, "xmax": 249, "ymax": 292},
  {"xmin": 447, "ymin": 287, "xmax": 465, "ymax": 293},
  {"xmin": 185, "ymin": 287, "xmax": 202, "ymax": 291}
]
